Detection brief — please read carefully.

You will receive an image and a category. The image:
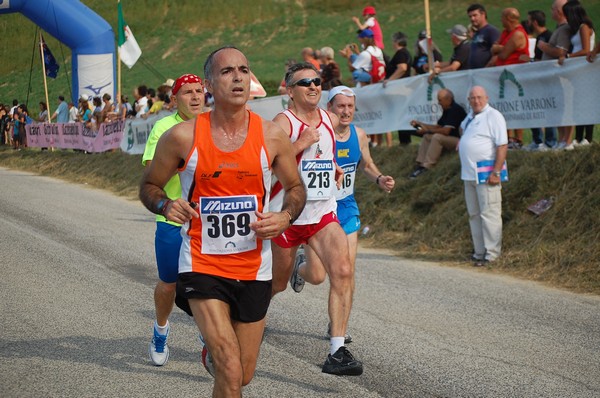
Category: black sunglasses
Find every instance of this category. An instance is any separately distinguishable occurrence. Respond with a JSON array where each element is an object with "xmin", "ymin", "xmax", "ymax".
[{"xmin": 292, "ymin": 77, "xmax": 322, "ymax": 87}]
